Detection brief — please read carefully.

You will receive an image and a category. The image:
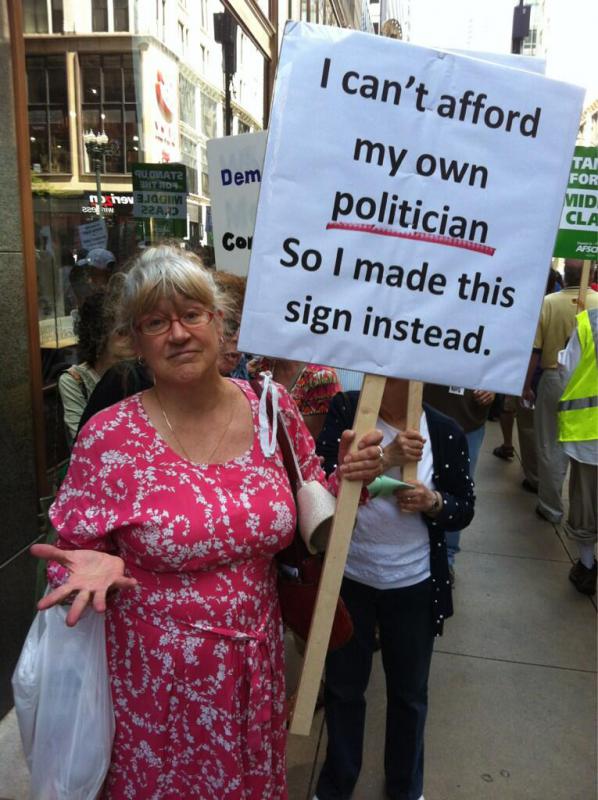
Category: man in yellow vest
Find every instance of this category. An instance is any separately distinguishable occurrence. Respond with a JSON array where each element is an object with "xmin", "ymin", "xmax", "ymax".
[
  {"xmin": 525, "ymin": 261, "xmax": 598, "ymax": 524},
  {"xmin": 558, "ymin": 307, "xmax": 598, "ymax": 595}
]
